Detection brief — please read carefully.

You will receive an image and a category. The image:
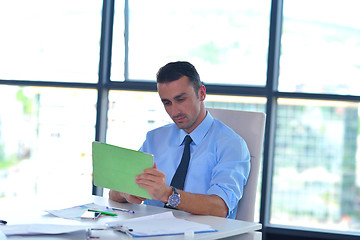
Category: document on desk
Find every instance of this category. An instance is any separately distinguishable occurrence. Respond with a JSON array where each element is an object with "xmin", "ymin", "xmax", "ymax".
[
  {"xmin": 92, "ymin": 141, "xmax": 154, "ymax": 199},
  {"xmin": 46, "ymin": 203, "xmax": 116, "ymax": 220},
  {"xmin": 0, "ymin": 224, "xmax": 88, "ymax": 236},
  {"xmin": 107, "ymin": 211, "xmax": 217, "ymax": 237}
]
